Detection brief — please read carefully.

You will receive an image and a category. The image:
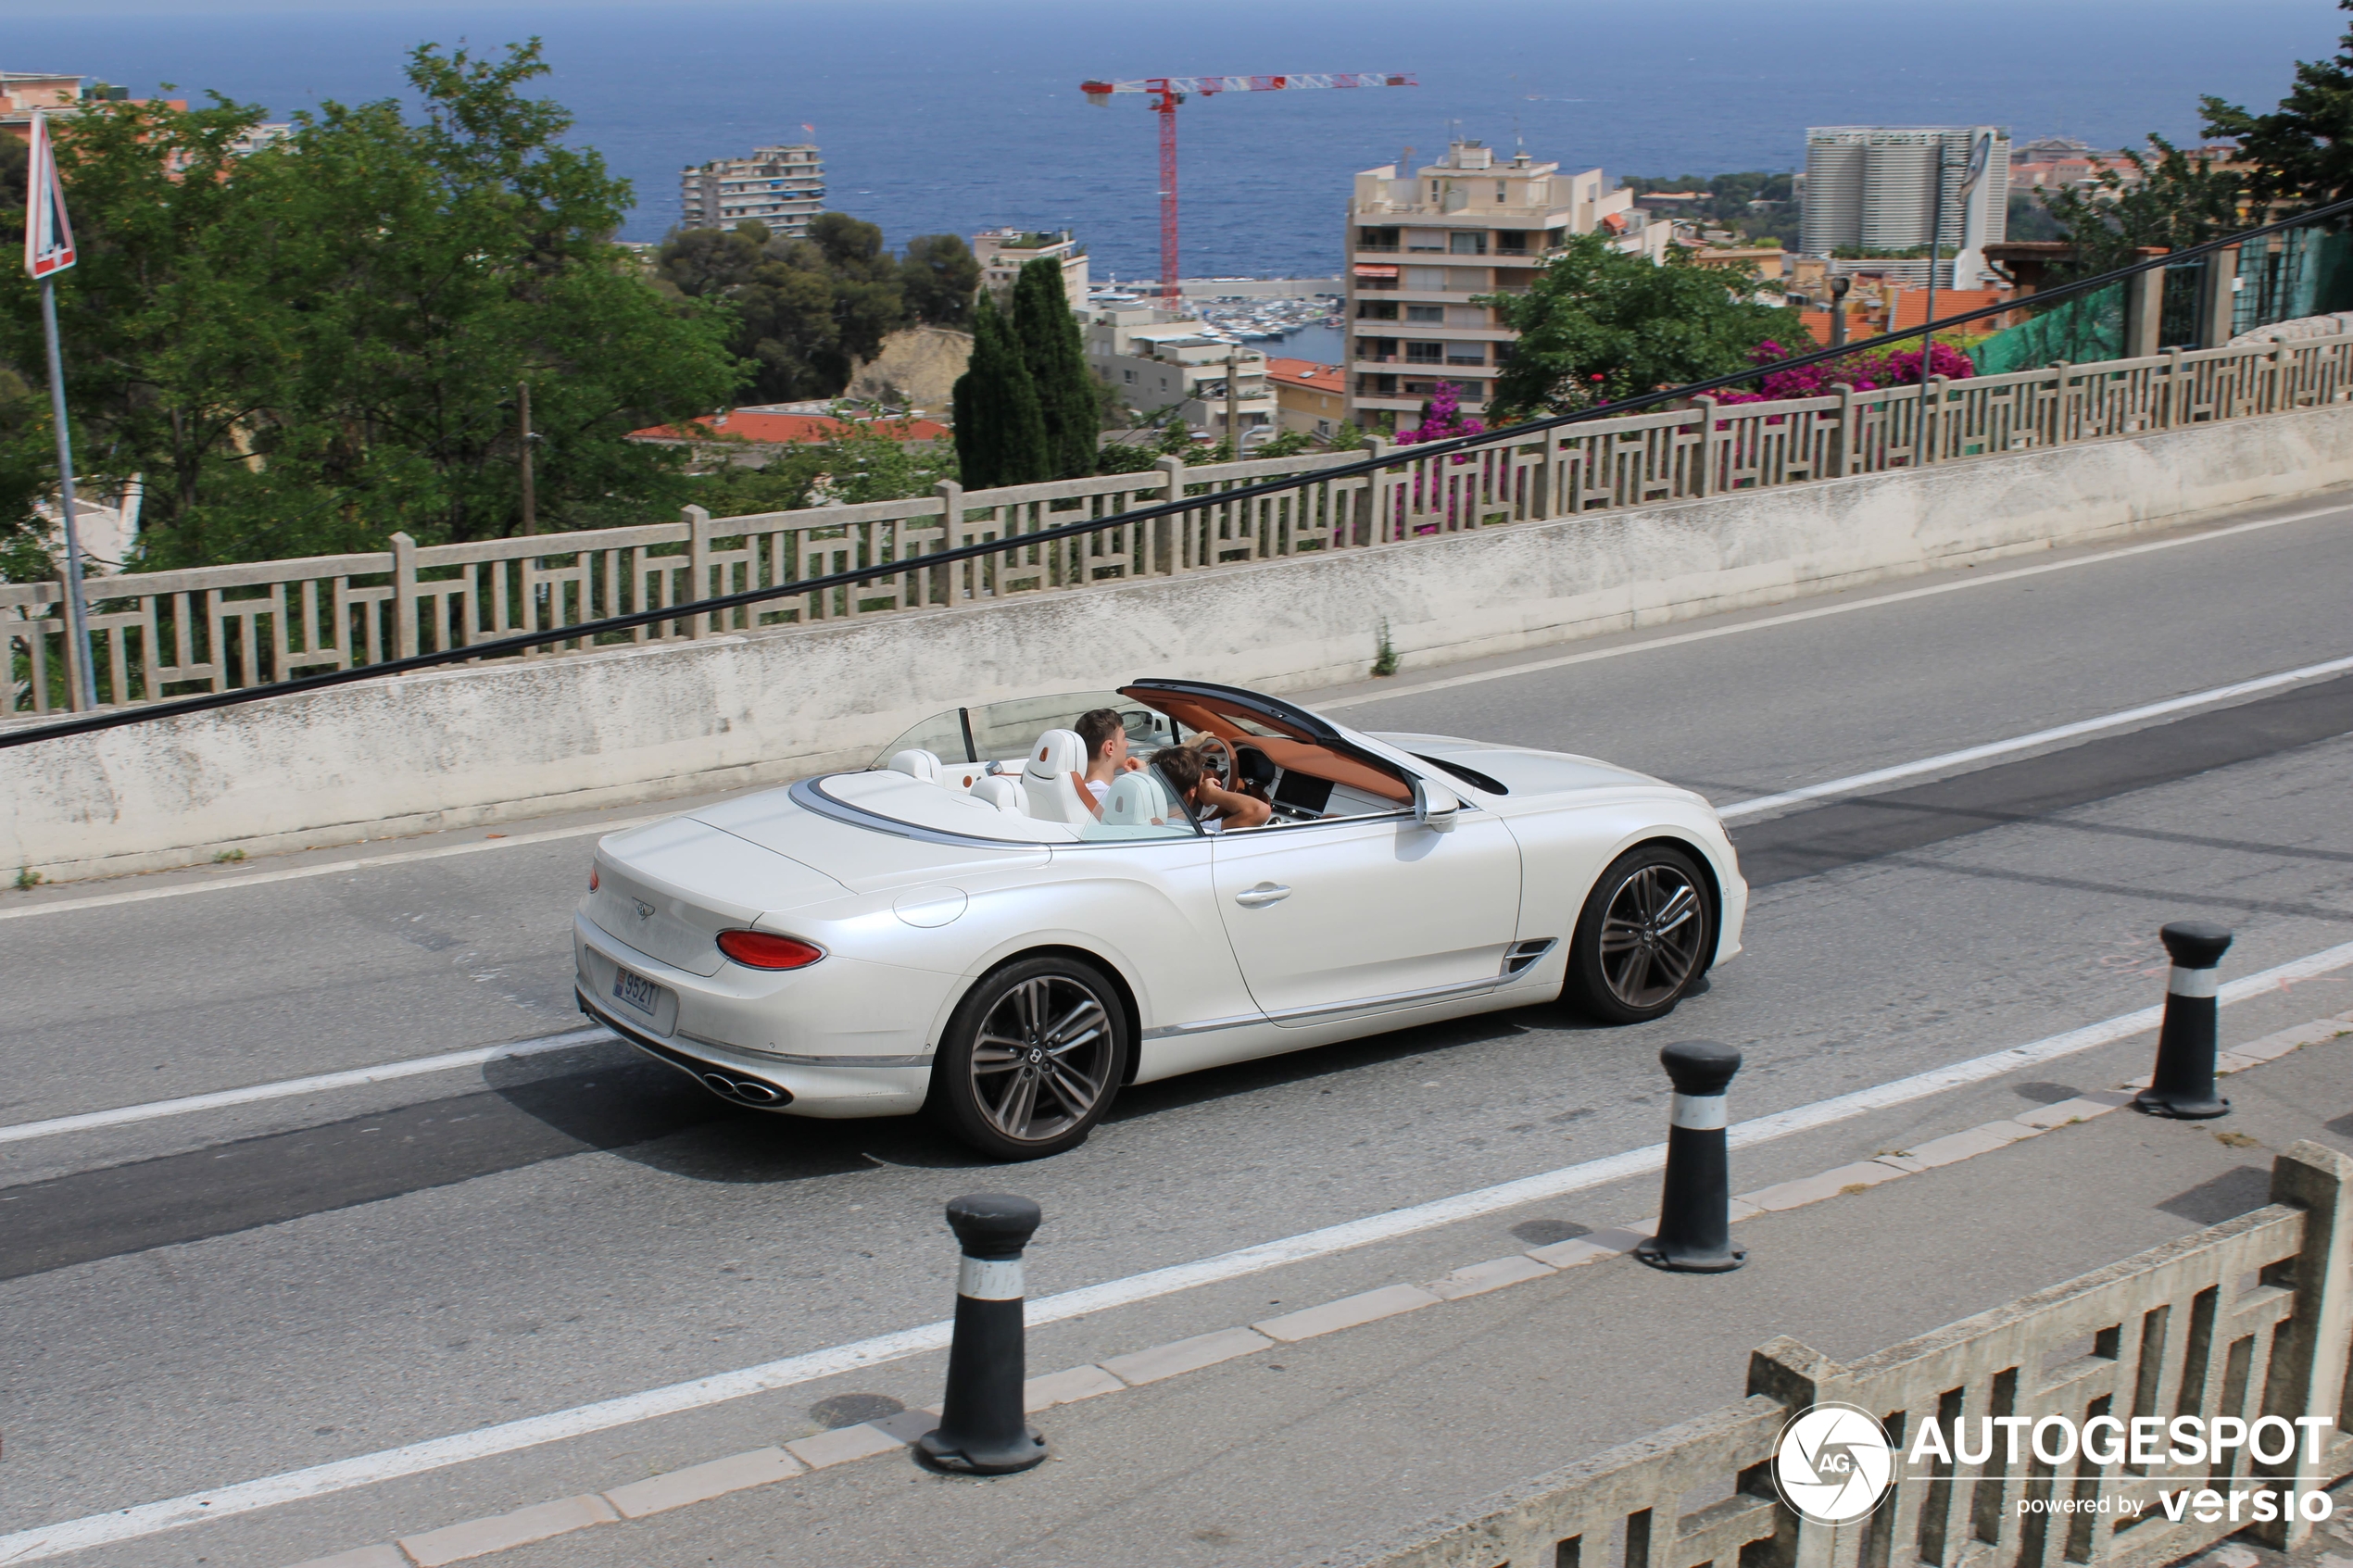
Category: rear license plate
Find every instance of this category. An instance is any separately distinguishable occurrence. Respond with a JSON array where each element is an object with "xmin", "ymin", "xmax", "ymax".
[{"xmin": 612, "ymin": 965, "xmax": 662, "ymax": 1016}]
